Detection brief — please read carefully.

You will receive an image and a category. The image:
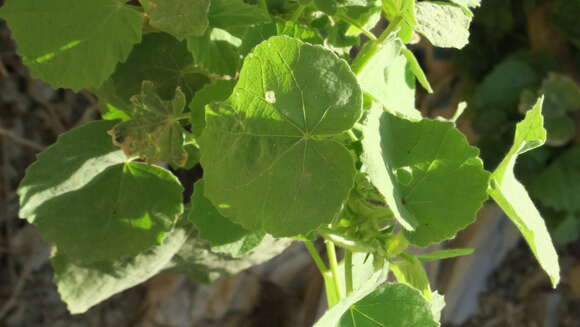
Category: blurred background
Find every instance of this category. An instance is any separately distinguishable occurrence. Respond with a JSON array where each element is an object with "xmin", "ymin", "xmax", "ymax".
[{"xmin": 1, "ymin": 0, "xmax": 580, "ymax": 326}]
